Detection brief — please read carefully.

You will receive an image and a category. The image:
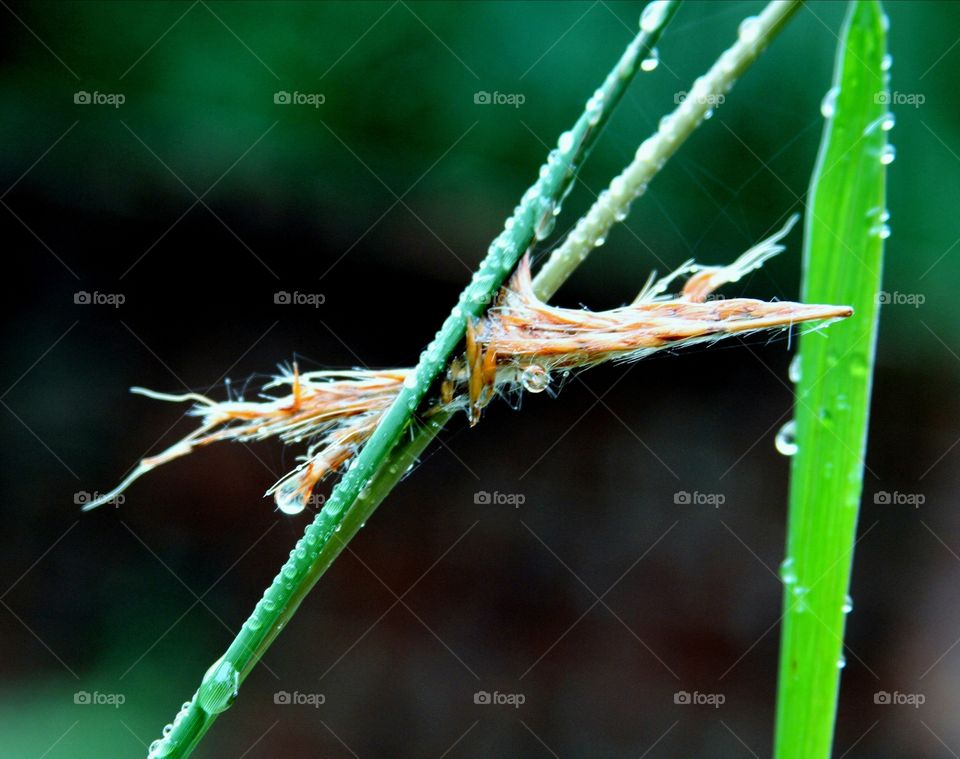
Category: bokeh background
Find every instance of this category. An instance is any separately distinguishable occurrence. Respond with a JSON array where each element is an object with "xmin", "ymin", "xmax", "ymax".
[{"xmin": 1, "ymin": 0, "xmax": 958, "ymax": 756}]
